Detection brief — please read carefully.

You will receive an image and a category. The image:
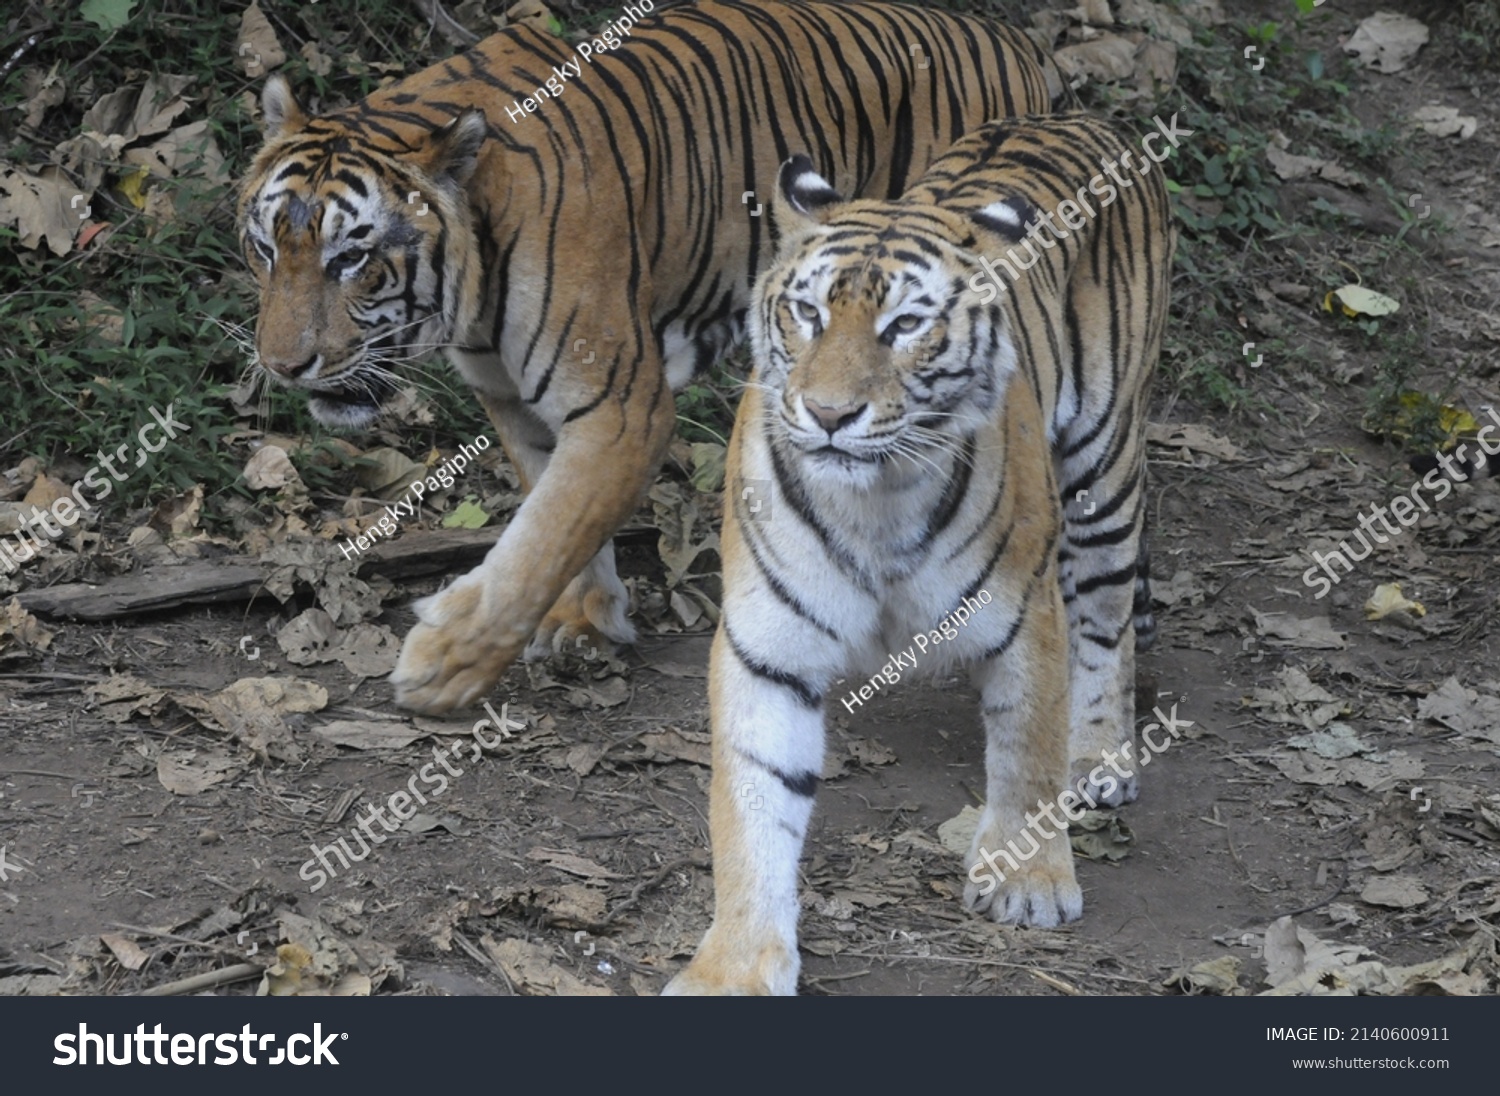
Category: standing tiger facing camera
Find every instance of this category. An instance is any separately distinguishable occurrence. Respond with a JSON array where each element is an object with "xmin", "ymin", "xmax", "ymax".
[
  {"xmin": 666, "ymin": 112, "xmax": 1174, "ymax": 995},
  {"xmin": 235, "ymin": 0, "xmax": 1071, "ymax": 715}
]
